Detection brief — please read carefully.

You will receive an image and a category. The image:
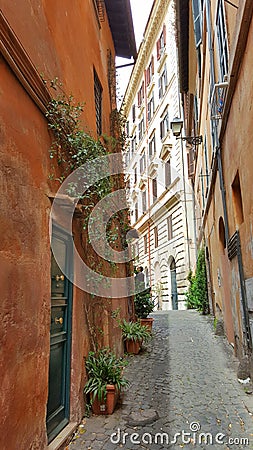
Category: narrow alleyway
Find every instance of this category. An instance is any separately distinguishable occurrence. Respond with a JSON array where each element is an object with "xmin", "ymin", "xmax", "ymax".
[{"xmin": 69, "ymin": 311, "xmax": 253, "ymax": 449}]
